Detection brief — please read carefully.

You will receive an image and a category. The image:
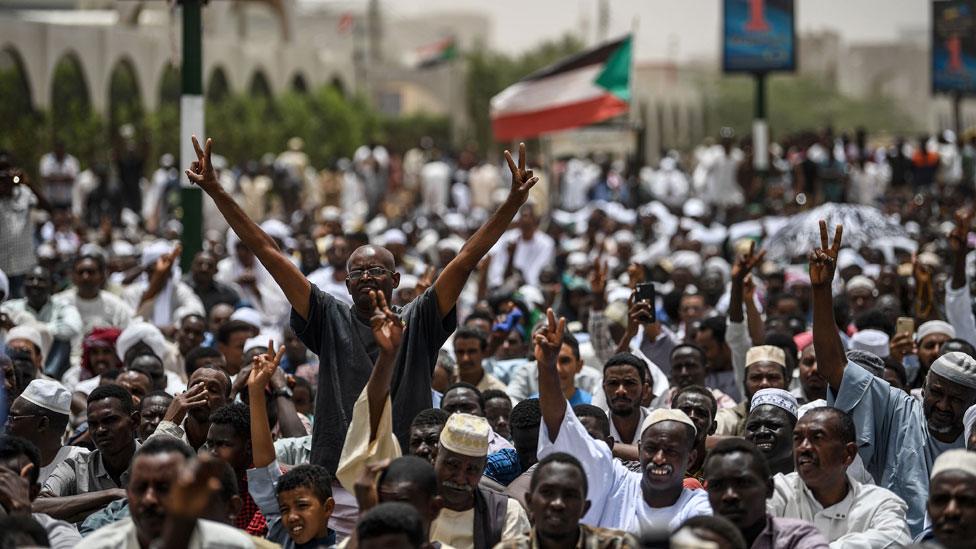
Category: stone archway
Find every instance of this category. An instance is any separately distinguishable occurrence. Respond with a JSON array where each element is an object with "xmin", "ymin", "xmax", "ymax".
[
  {"xmin": 291, "ymin": 72, "xmax": 308, "ymax": 93},
  {"xmin": 249, "ymin": 69, "xmax": 272, "ymax": 98},
  {"xmin": 0, "ymin": 45, "xmax": 40, "ymax": 169},
  {"xmin": 329, "ymin": 75, "xmax": 346, "ymax": 97},
  {"xmin": 207, "ymin": 65, "xmax": 231, "ymax": 103},
  {"xmin": 108, "ymin": 56, "xmax": 144, "ymax": 137}
]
